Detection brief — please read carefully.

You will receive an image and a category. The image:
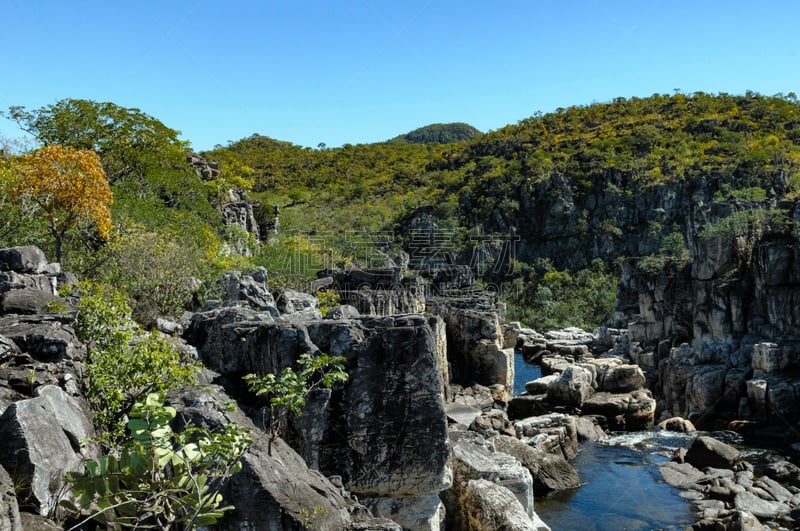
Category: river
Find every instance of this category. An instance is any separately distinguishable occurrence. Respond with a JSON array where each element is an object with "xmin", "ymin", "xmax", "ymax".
[{"xmin": 513, "ymin": 353, "xmax": 694, "ymax": 530}]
